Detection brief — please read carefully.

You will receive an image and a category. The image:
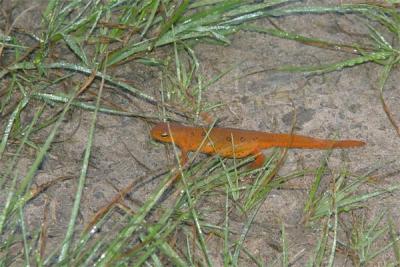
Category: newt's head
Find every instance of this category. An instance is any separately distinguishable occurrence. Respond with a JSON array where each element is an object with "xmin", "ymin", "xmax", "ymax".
[{"xmin": 151, "ymin": 122, "xmax": 179, "ymax": 143}]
